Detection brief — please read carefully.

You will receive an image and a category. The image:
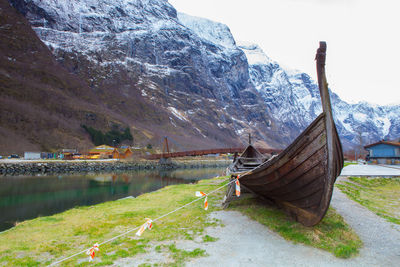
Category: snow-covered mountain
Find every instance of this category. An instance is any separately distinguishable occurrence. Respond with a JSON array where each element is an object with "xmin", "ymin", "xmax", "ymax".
[
  {"xmin": 7, "ymin": 0, "xmax": 399, "ymax": 151},
  {"xmin": 239, "ymin": 43, "xmax": 400, "ymax": 148}
]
